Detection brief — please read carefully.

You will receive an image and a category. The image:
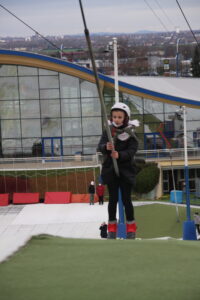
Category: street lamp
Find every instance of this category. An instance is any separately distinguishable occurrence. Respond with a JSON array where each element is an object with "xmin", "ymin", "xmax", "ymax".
[
  {"xmin": 112, "ymin": 37, "xmax": 119, "ymax": 103},
  {"xmin": 176, "ymin": 38, "xmax": 181, "ymax": 77},
  {"xmin": 106, "ymin": 37, "xmax": 119, "ymax": 102}
]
